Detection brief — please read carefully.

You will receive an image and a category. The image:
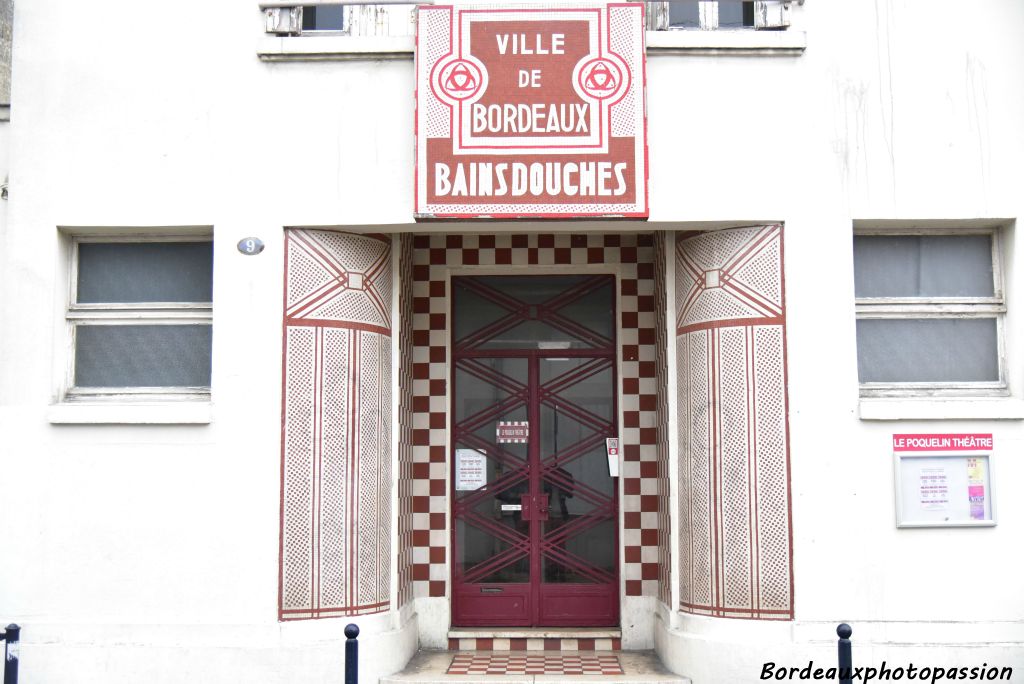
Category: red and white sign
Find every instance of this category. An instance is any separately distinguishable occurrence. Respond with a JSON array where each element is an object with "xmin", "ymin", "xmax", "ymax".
[
  {"xmin": 605, "ymin": 437, "xmax": 620, "ymax": 477},
  {"xmin": 892, "ymin": 434, "xmax": 994, "ymax": 452},
  {"xmin": 497, "ymin": 420, "xmax": 529, "ymax": 443},
  {"xmin": 415, "ymin": 3, "xmax": 648, "ymax": 218}
]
